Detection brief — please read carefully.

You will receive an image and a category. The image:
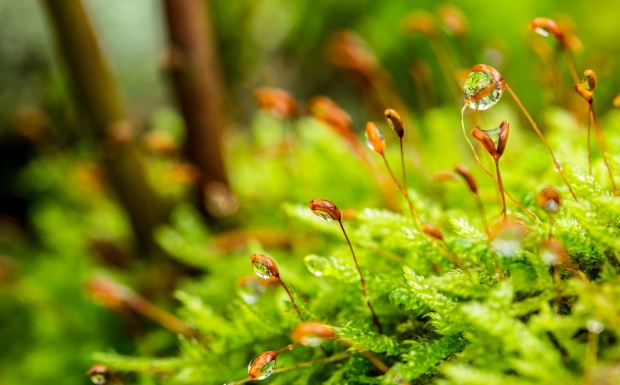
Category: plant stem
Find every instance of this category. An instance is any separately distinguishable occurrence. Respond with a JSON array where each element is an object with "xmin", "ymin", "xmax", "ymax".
[
  {"xmin": 590, "ymin": 105, "xmax": 618, "ymax": 195},
  {"xmin": 460, "ymin": 106, "xmax": 537, "ymax": 219},
  {"xmin": 505, "ymin": 85, "xmax": 578, "ymax": 201},
  {"xmin": 494, "ymin": 159, "xmax": 508, "ymax": 223},
  {"xmin": 338, "ymin": 220, "xmax": 383, "ymax": 334},
  {"xmin": 561, "ymin": 44, "xmax": 580, "ymax": 86},
  {"xmin": 129, "ymin": 296, "xmax": 199, "ymax": 339},
  {"xmin": 278, "ymin": 279, "xmax": 304, "ymax": 321},
  {"xmin": 472, "ymin": 193, "xmax": 502, "ymax": 277},
  {"xmin": 587, "ymin": 104, "xmax": 593, "ymax": 175},
  {"xmin": 42, "ymin": 0, "xmax": 167, "ymax": 255},
  {"xmin": 381, "ymin": 154, "xmax": 420, "ymax": 227},
  {"xmin": 163, "ymin": 0, "xmax": 230, "ymax": 222}
]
